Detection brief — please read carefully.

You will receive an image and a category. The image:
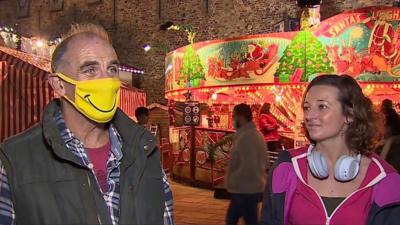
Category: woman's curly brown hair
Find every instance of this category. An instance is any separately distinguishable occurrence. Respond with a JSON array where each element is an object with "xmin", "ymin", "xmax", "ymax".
[{"xmin": 303, "ymin": 74, "xmax": 384, "ymax": 155}]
